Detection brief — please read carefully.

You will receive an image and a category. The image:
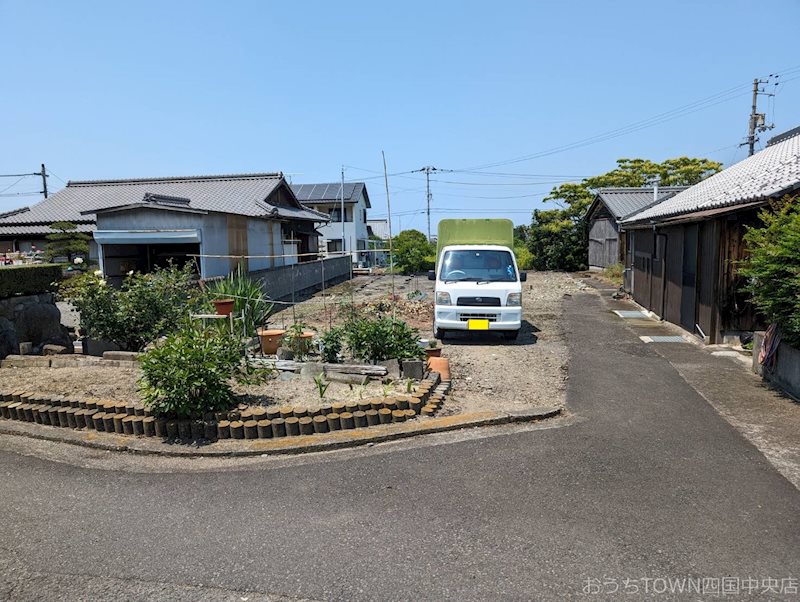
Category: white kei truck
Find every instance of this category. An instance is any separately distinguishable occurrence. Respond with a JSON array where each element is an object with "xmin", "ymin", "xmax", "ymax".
[{"xmin": 428, "ymin": 218, "xmax": 526, "ymax": 340}]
